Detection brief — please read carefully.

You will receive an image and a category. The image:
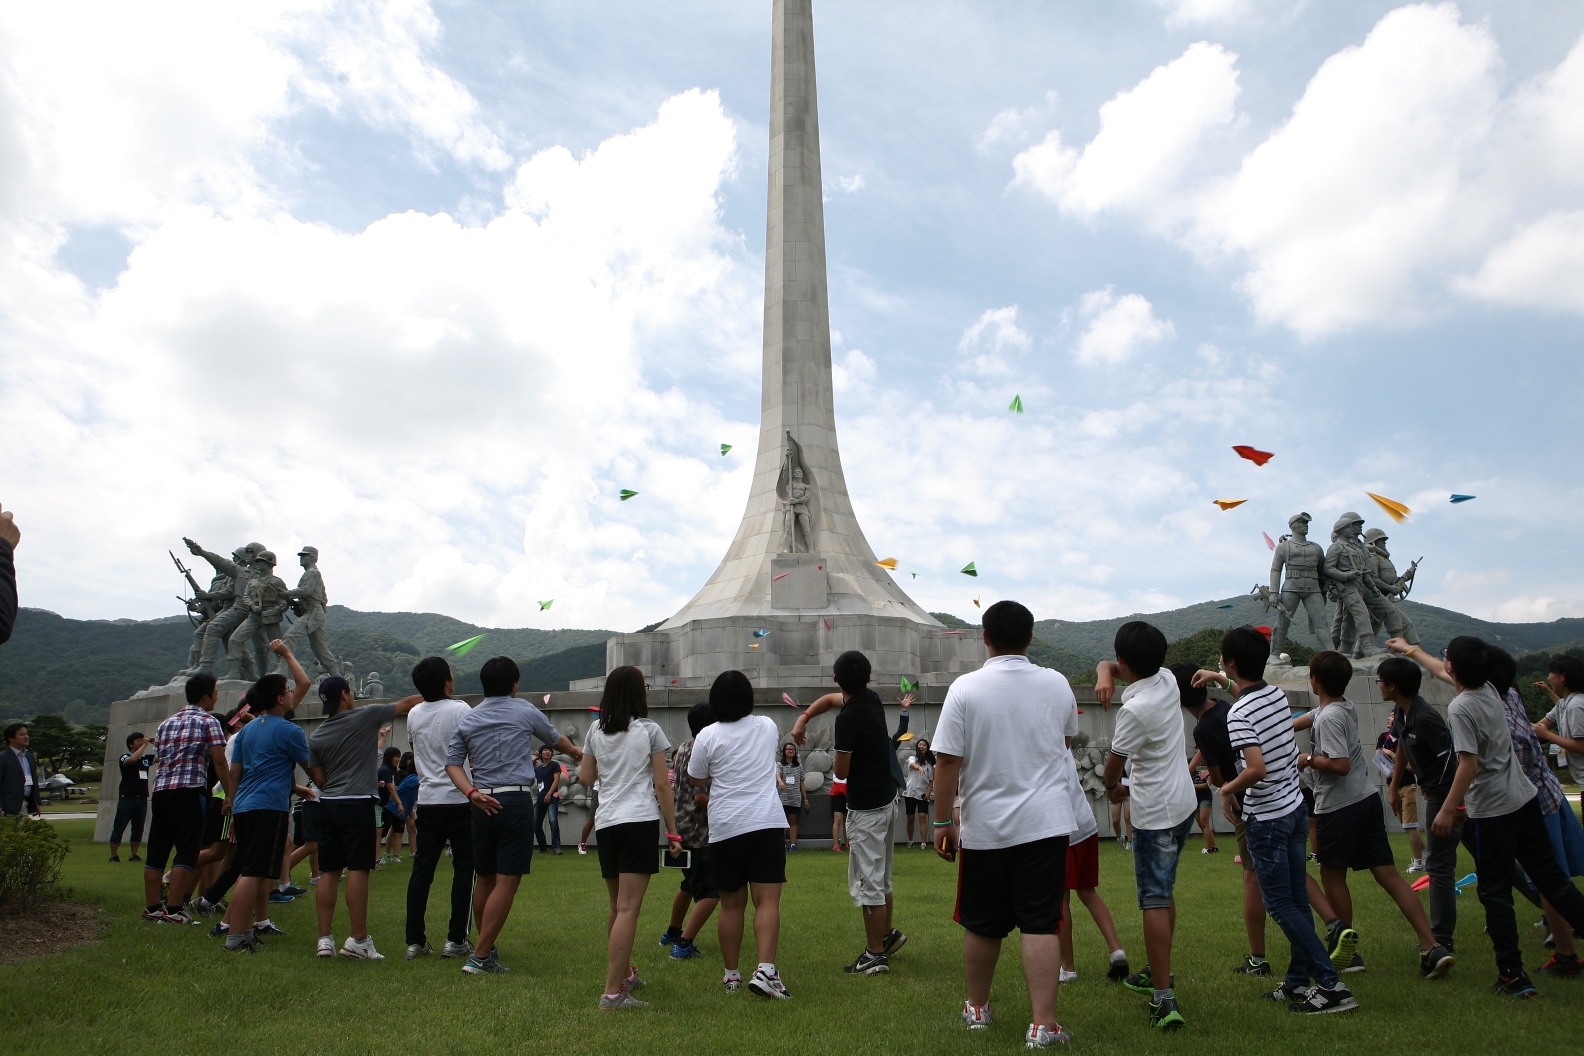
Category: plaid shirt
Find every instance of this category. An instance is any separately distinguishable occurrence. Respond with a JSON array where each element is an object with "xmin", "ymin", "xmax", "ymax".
[
  {"xmin": 152, "ymin": 705, "xmax": 226, "ymax": 792},
  {"xmin": 1502, "ymin": 689, "xmax": 1564, "ymax": 816},
  {"xmin": 672, "ymin": 740, "xmax": 708, "ymax": 849}
]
